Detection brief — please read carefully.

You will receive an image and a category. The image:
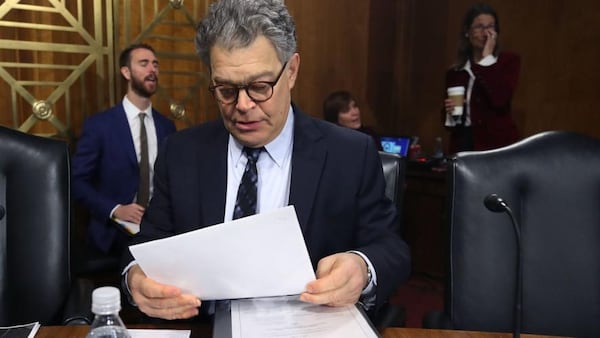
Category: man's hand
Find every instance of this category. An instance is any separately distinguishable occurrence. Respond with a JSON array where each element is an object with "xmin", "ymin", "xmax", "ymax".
[
  {"xmin": 299, "ymin": 253, "xmax": 368, "ymax": 307},
  {"xmin": 114, "ymin": 203, "xmax": 145, "ymax": 224},
  {"xmin": 127, "ymin": 264, "xmax": 201, "ymax": 320}
]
